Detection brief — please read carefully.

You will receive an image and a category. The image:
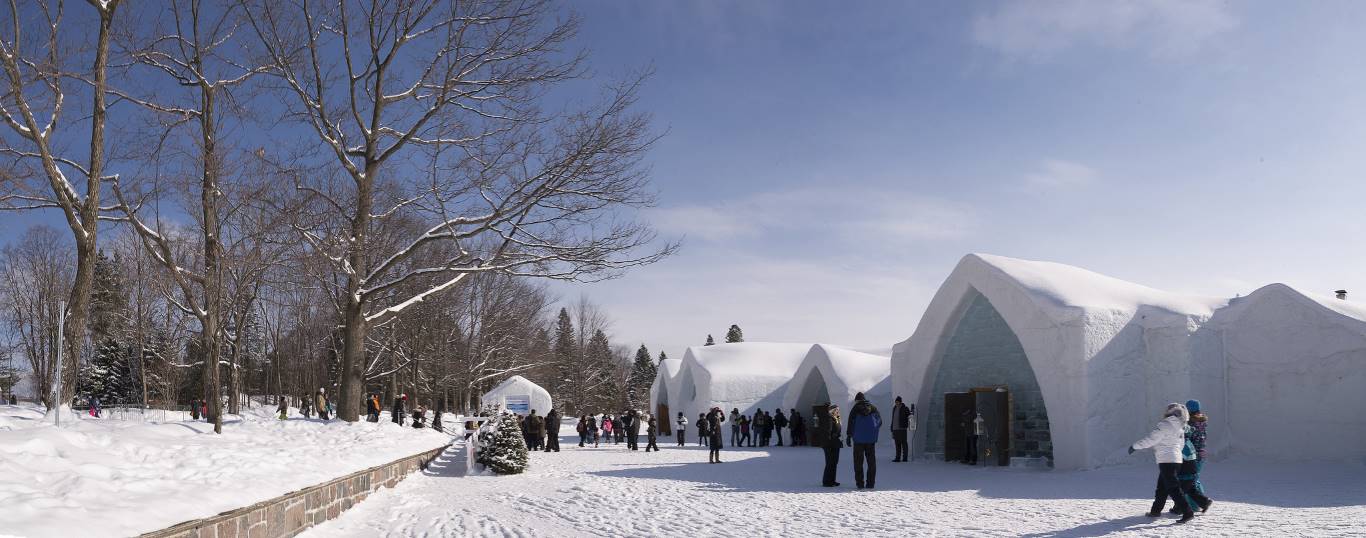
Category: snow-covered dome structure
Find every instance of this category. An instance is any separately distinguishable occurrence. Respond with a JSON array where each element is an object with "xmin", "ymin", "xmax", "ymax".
[
  {"xmin": 674, "ymin": 342, "xmax": 811, "ymax": 423},
  {"xmin": 894, "ymin": 253, "xmax": 1366, "ymax": 470},
  {"xmin": 649, "ymin": 358, "xmax": 683, "ymax": 434},
  {"xmin": 481, "ymin": 375, "xmax": 552, "ymax": 416},
  {"xmin": 782, "ymin": 344, "xmax": 892, "ymax": 426}
]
